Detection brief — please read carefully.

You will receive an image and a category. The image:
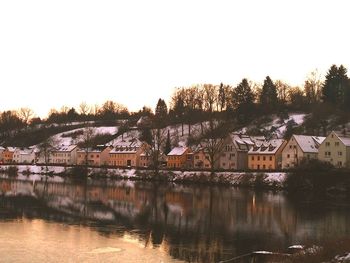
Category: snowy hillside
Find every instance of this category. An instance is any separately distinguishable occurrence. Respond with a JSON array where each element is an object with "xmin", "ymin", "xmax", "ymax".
[
  {"xmin": 237, "ymin": 113, "xmax": 307, "ymax": 137},
  {"xmin": 108, "ymin": 129, "xmax": 141, "ymax": 146},
  {"xmin": 37, "ymin": 126, "xmax": 118, "ymax": 147}
]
